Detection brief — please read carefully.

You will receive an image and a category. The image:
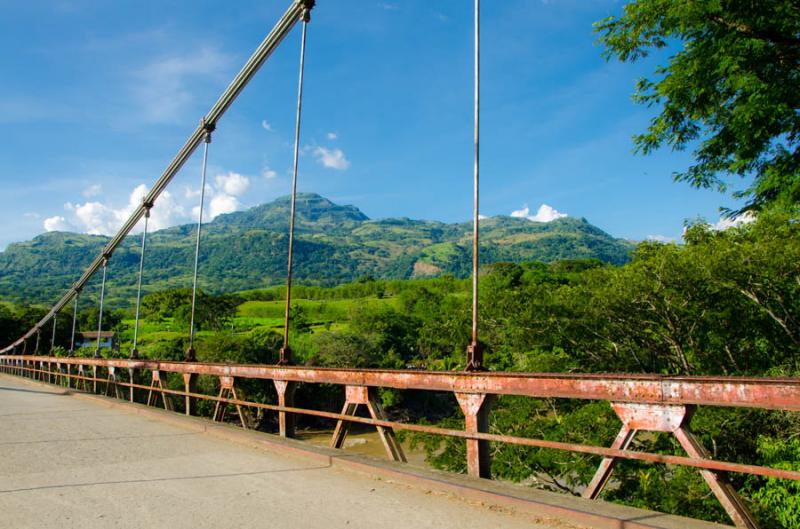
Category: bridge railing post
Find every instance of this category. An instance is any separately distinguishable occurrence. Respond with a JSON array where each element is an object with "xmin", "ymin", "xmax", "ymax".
[
  {"xmin": 274, "ymin": 380, "xmax": 296, "ymax": 438},
  {"xmin": 455, "ymin": 392, "xmax": 493, "ymax": 479},
  {"xmin": 183, "ymin": 373, "xmax": 196, "ymax": 415}
]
